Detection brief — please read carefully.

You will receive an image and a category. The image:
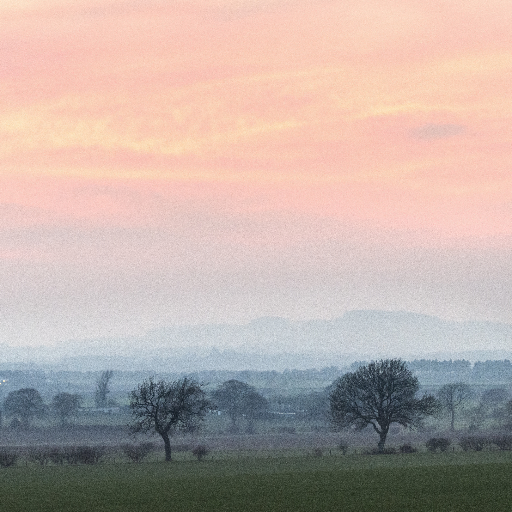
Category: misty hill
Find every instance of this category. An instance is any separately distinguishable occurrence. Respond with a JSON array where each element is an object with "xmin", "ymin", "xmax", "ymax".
[{"xmin": 1, "ymin": 310, "xmax": 511, "ymax": 371}]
